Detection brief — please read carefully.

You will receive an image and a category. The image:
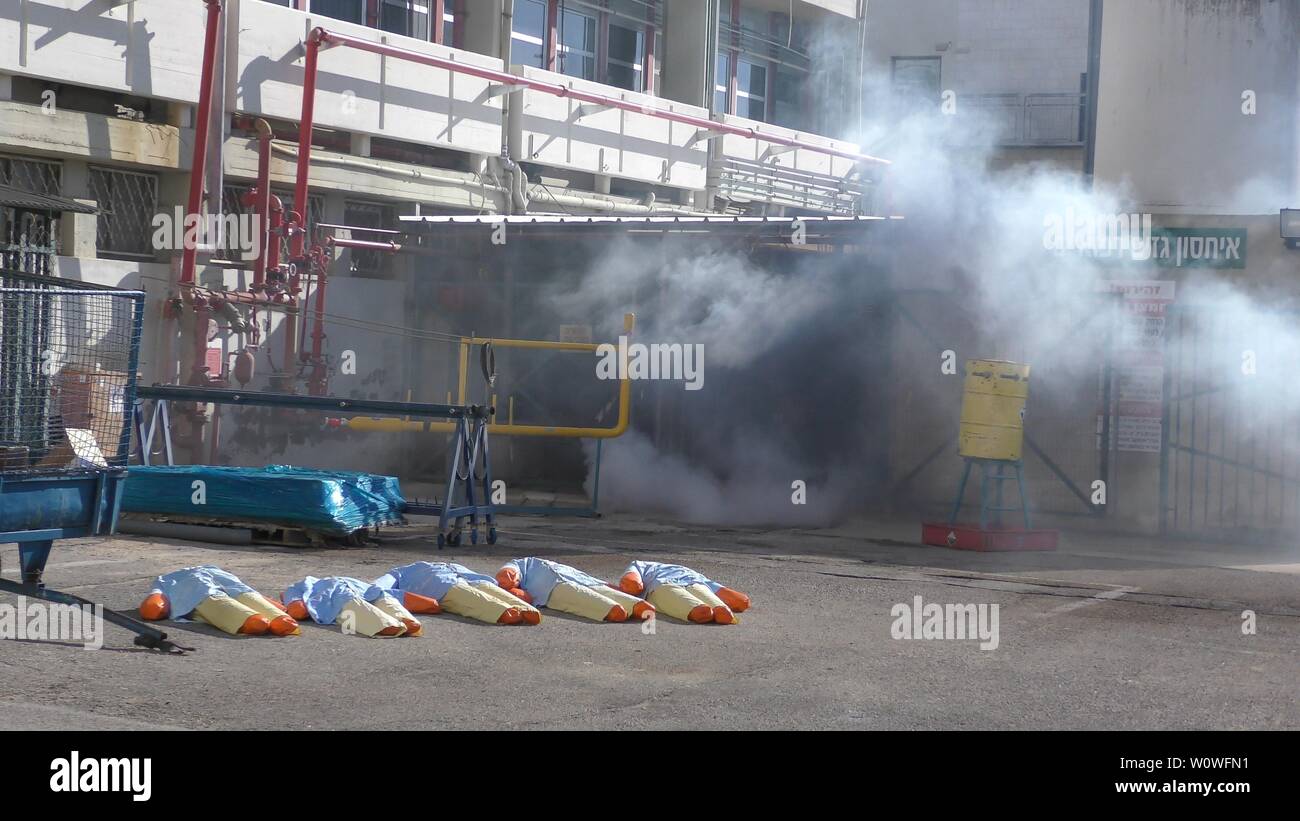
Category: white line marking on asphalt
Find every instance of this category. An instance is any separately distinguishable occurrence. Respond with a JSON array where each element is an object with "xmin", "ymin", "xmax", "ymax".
[{"xmin": 1041, "ymin": 585, "xmax": 1139, "ymax": 617}]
